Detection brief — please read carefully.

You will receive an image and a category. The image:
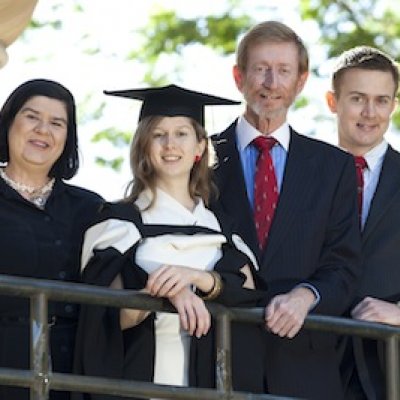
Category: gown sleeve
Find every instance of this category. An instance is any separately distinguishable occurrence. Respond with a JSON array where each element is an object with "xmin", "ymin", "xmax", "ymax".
[
  {"xmin": 202, "ymin": 207, "xmax": 265, "ymax": 307},
  {"xmin": 72, "ymin": 203, "xmax": 155, "ymax": 400}
]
